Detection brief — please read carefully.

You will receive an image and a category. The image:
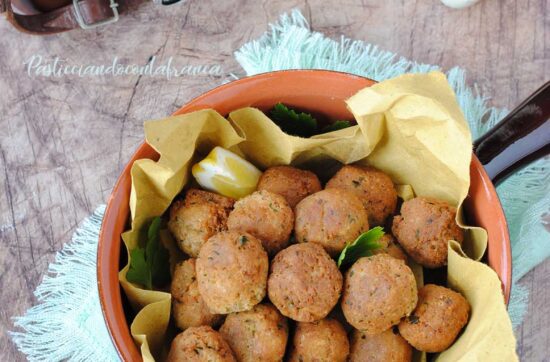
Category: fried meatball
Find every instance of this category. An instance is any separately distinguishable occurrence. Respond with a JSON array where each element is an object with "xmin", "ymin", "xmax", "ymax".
[
  {"xmin": 227, "ymin": 190, "xmax": 294, "ymax": 255},
  {"xmin": 167, "ymin": 326, "xmax": 236, "ymax": 362},
  {"xmin": 171, "ymin": 259, "xmax": 223, "ymax": 330},
  {"xmin": 294, "ymin": 188, "xmax": 369, "ymax": 256},
  {"xmin": 398, "ymin": 284, "xmax": 470, "ymax": 352},
  {"xmin": 268, "ymin": 243, "xmax": 343, "ymax": 322},
  {"xmin": 219, "ymin": 304, "xmax": 288, "ymax": 362},
  {"xmin": 372, "ymin": 234, "xmax": 408, "ymax": 261},
  {"xmin": 289, "ymin": 318, "xmax": 350, "ymax": 362},
  {"xmin": 257, "ymin": 166, "xmax": 322, "ymax": 208},
  {"xmin": 184, "ymin": 189, "xmax": 236, "ymax": 209},
  {"xmin": 168, "ymin": 189, "xmax": 235, "ymax": 257},
  {"xmin": 341, "ymin": 254, "xmax": 417, "ymax": 334},
  {"xmin": 326, "ymin": 165, "xmax": 397, "ymax": 226},
  {"xmin": 392, "ymin": 197, "xmax": 464, "ymax": 268},
  {"xmin": 196, "ymin": 231, "xmax": 268, "ymax": 314},
  {"xmin": 349, "ymin": 328, "xmax": 412, "ymax": 362}
]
